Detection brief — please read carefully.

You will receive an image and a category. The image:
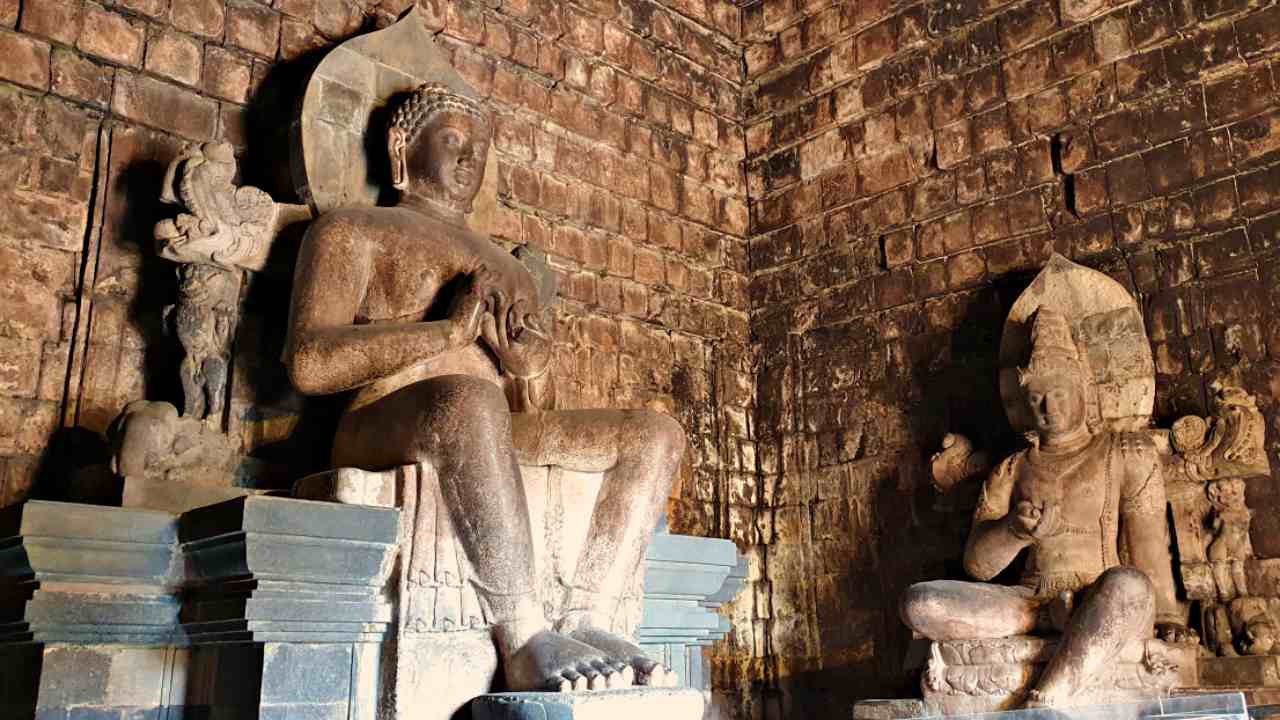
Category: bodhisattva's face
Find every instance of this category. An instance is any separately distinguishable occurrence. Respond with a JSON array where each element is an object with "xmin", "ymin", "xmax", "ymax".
[
  {"xmin": 404, "ymin": 110, "xmax": 490, "ymax": 210},
  {"xmin": 1024, "ymin": 374, "xmax": 1087, "ymax": 437}
]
